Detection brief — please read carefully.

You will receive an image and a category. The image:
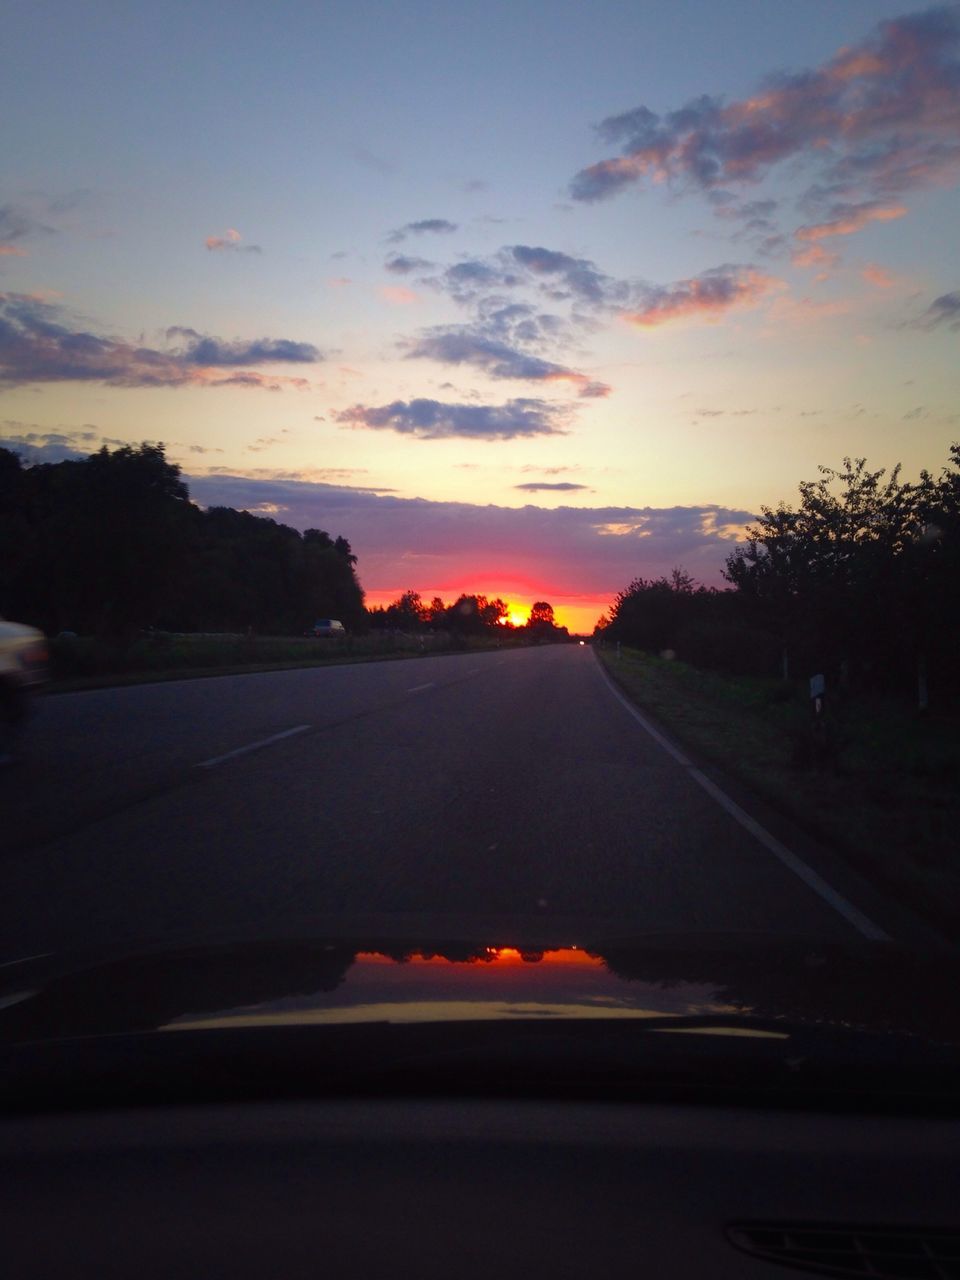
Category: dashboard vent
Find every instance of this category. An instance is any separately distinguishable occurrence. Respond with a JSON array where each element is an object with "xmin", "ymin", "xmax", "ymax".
[{"xmin": 726, "ymin": 1223, "xmax": 960, "ymax": 1278}]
